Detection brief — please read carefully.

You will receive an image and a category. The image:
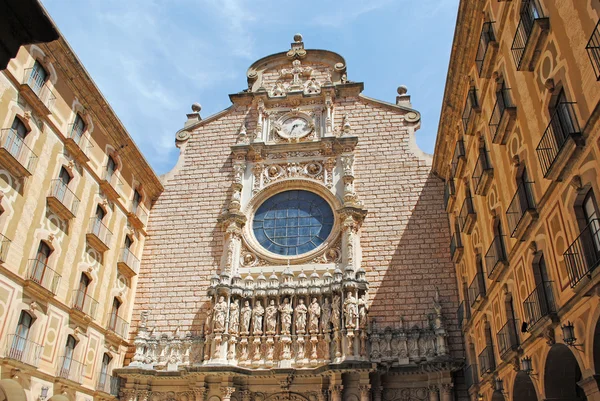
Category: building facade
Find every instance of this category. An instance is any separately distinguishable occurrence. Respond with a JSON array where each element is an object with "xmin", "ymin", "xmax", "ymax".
[
  {"xmin": 0, "ymin": 27, "xmax": 163, "ymax": 401},
  {"xmin": 433, "ymin": 1, "xmax": 600, "ymax": 400},
  {"xmin": 117, "ymin": 36, "xmax": 466, "ymax": 401}
]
